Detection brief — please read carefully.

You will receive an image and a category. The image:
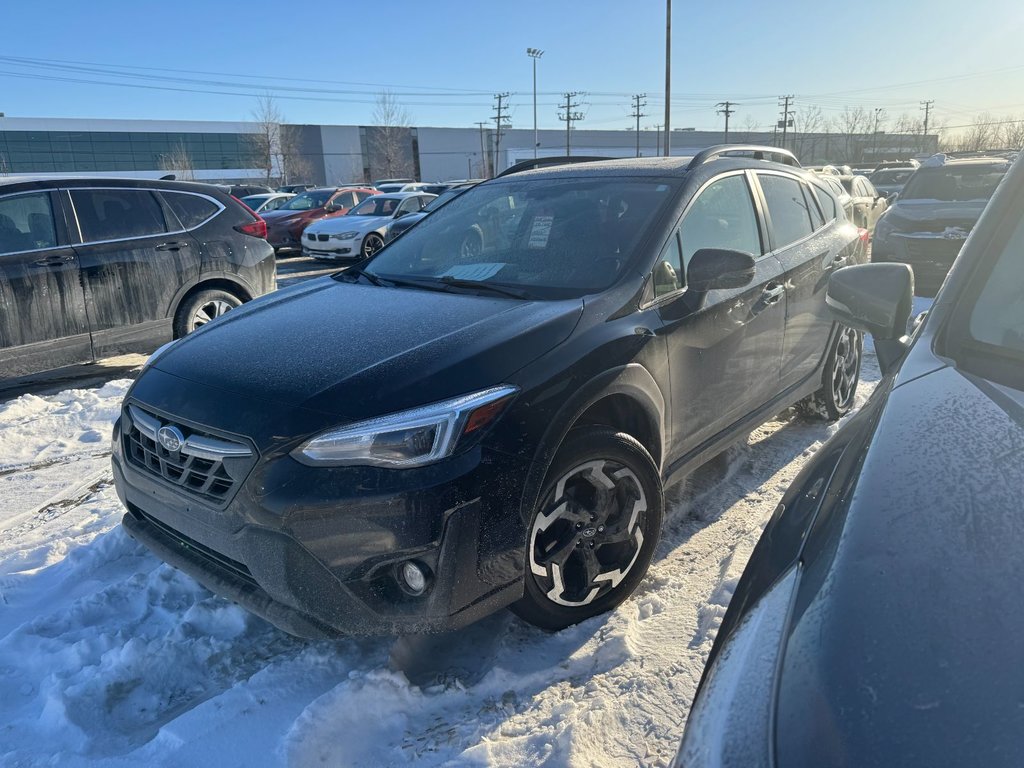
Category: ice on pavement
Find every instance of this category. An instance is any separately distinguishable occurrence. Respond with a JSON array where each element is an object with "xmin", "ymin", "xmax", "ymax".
[{"xmin": 0, "ymin": 350, "xmax": 882, "ymax": 767}]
